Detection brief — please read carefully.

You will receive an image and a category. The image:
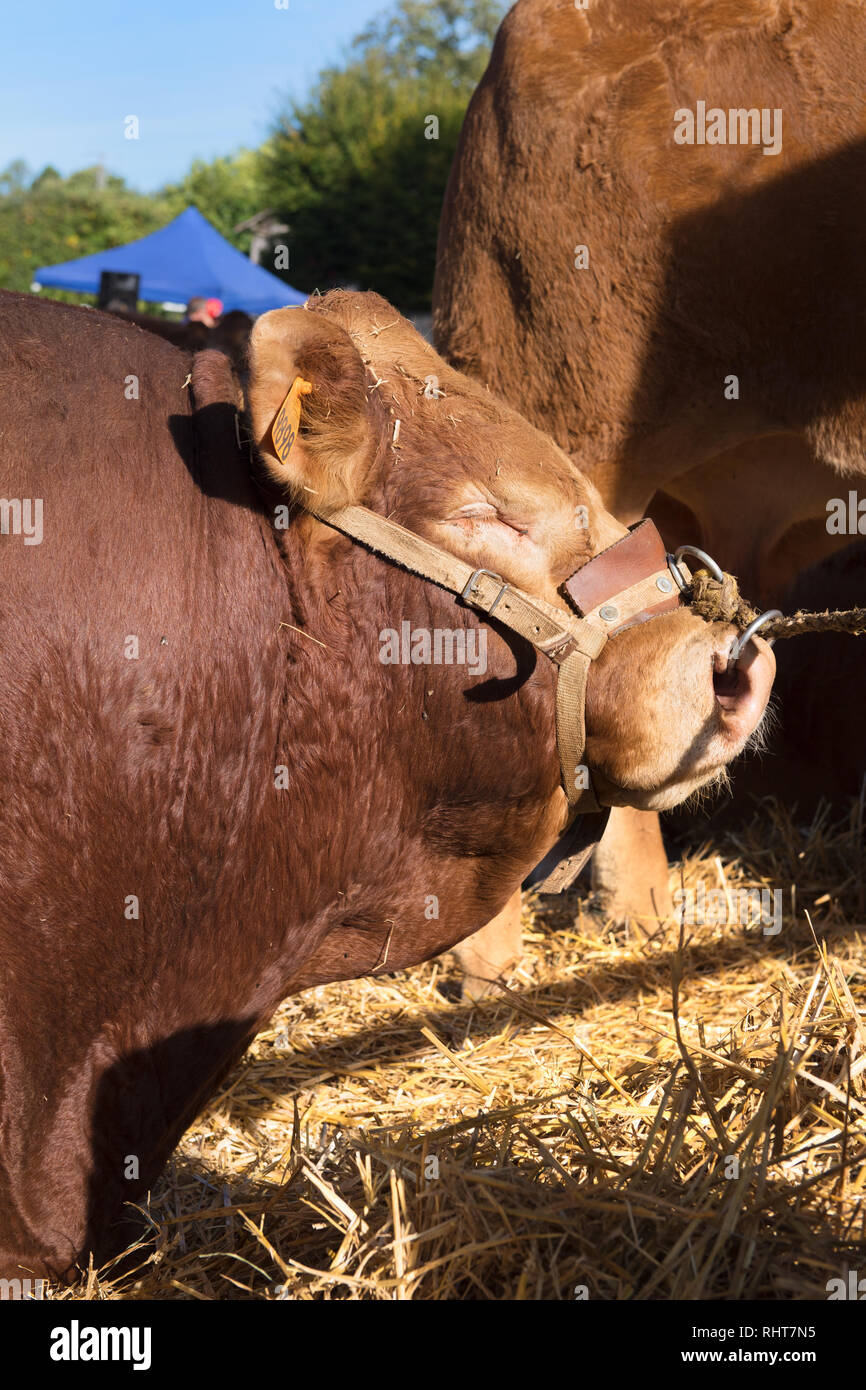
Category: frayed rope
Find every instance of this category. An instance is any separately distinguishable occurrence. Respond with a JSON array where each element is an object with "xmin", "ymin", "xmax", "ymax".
[{"xmin": 689, "ymin": 570, "xmax": 866, "ymax": 640}]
